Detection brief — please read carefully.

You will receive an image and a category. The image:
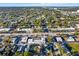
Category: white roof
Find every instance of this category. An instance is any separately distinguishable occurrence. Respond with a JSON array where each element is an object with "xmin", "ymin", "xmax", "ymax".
[
  {"xmin": 76, "ymin": 24, "xmax": 79, "ymax": 28},
  {"xmin": 17, "ymin": 28, "xmax": 32, "ymax": 31},
  {"xmin": 17, "ymin": 28, "xmax": 33, "ymax": 32},
  {"xmin": 12, "ymin": 37, "xmax": 16, "ymax": 43},
  {"xmin": 28, "ymin": 39, "xmax": 33, "ymax": 44},
  {"xmin": 51, "ymin": 27, "xmax": 75, "ymax": 31},
  {"xmin": 0, "ymin": 28, "xmax": 10, "ymax": 31},
  {"xmin": 21, "ymin": 37, "xmax": 28, "ymax": 43},
  {"xmin": 67, "ymin": 37, "xmax": 75, "ymax": 41},
  {"xmin": 77, "ymin": 10, "xmax": 79, "ymax": 12},
  {"xmin": 56, "ymin": 37, "xmax": 62, "ymax": 42},
  {"xmin": 28, "ymin": 37, "xmax": 45, "ymax": 44}
]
